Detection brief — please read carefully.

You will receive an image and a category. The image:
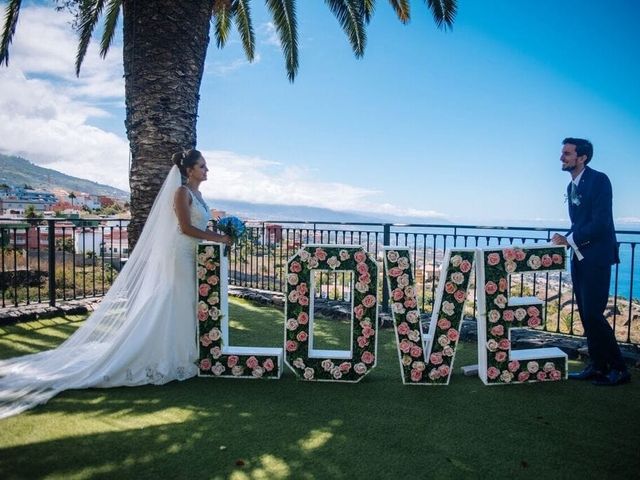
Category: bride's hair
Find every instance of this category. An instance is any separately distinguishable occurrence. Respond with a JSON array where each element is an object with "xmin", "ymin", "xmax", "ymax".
[{"xmin": 172, "ymin": 148, "xmax": 203, "ymax": 176}]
